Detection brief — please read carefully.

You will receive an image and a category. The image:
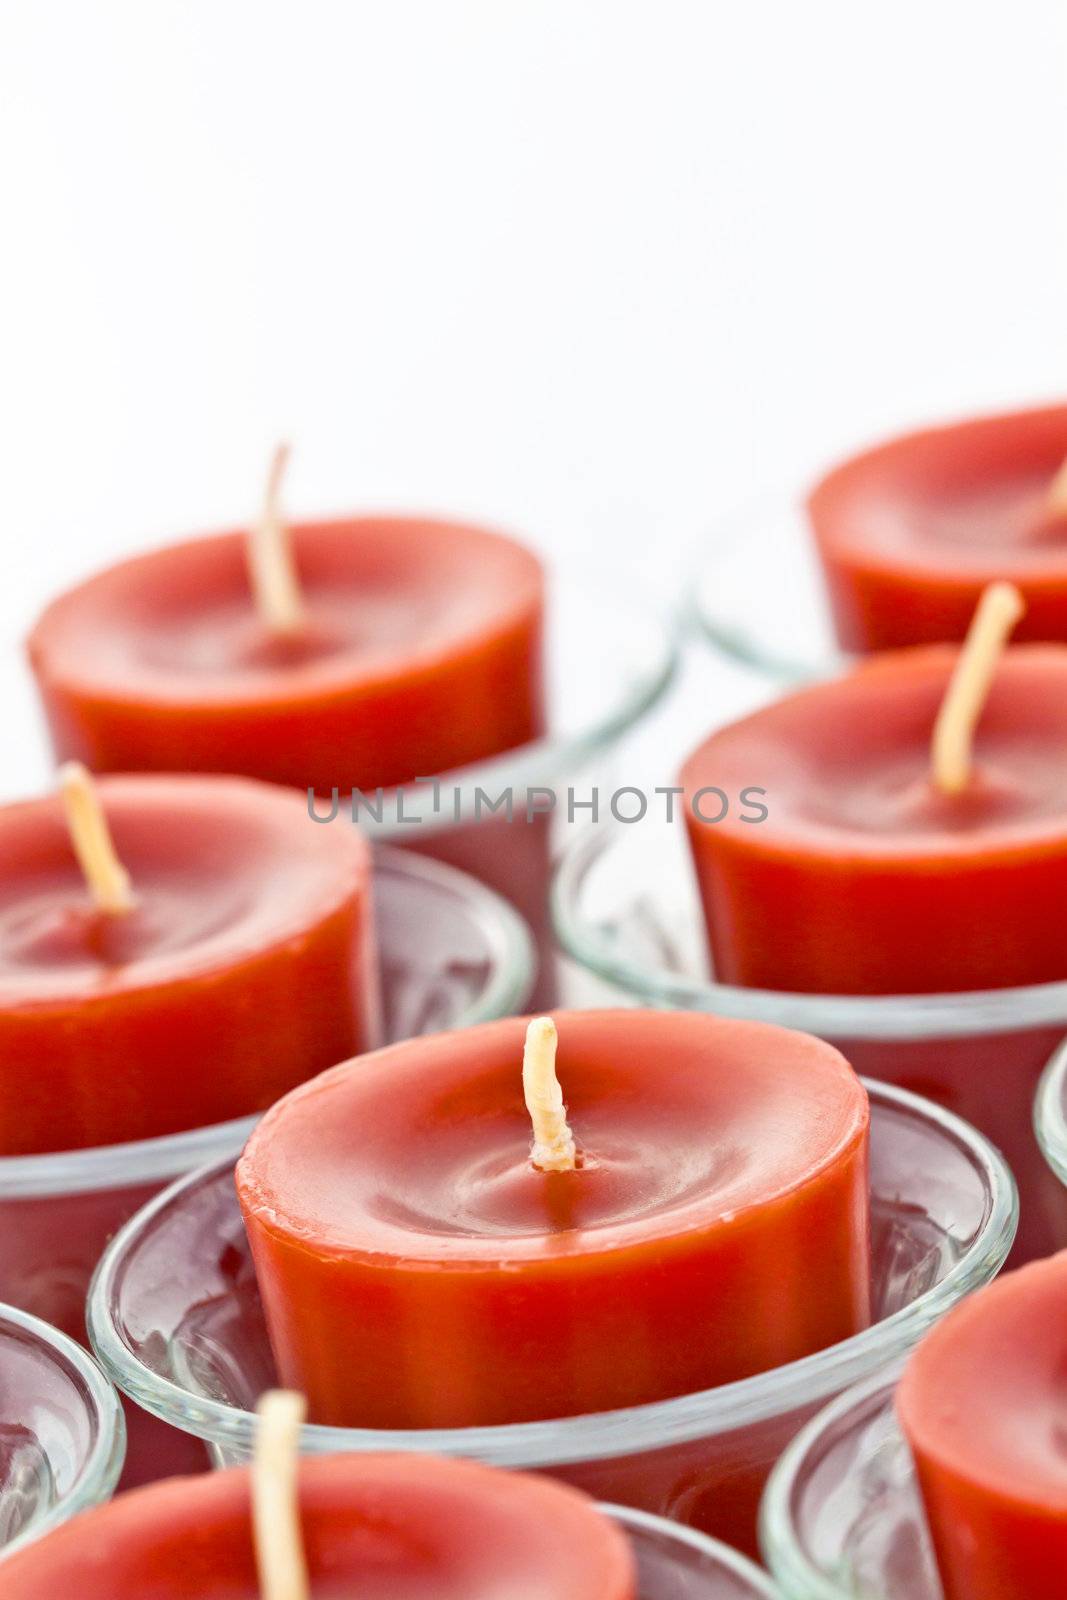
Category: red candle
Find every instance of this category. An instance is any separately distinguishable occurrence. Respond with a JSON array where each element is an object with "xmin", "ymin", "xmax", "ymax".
[
  {"xmin": 681, "ymin": 588, "xmax": 1067, "ymax": 1262},
  {"xmin": 0, "ymin": 1450, "xmax": 636, "ymax": 1599},
  {"xmin": 682, "ymin": 629, "xmax": 1067, "ymax": 996},
  {"xmin": 897, "ymin": 1252, "xmax": 1067, "ymax": 1599},
  {"xmin": 27, "ymin": 460, "xmax": 545, "ymax": 794},
  {"xmin": 808, "ymin": 403, "xmax": 1067, "ymax": 651},
  {"xmin": 236, "ymin": 1010, "xmax": 870, "ymax": 1429},
  {"xmin": 0, "ymin": 770, "xmax": 378, "ymax": 1155}
]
